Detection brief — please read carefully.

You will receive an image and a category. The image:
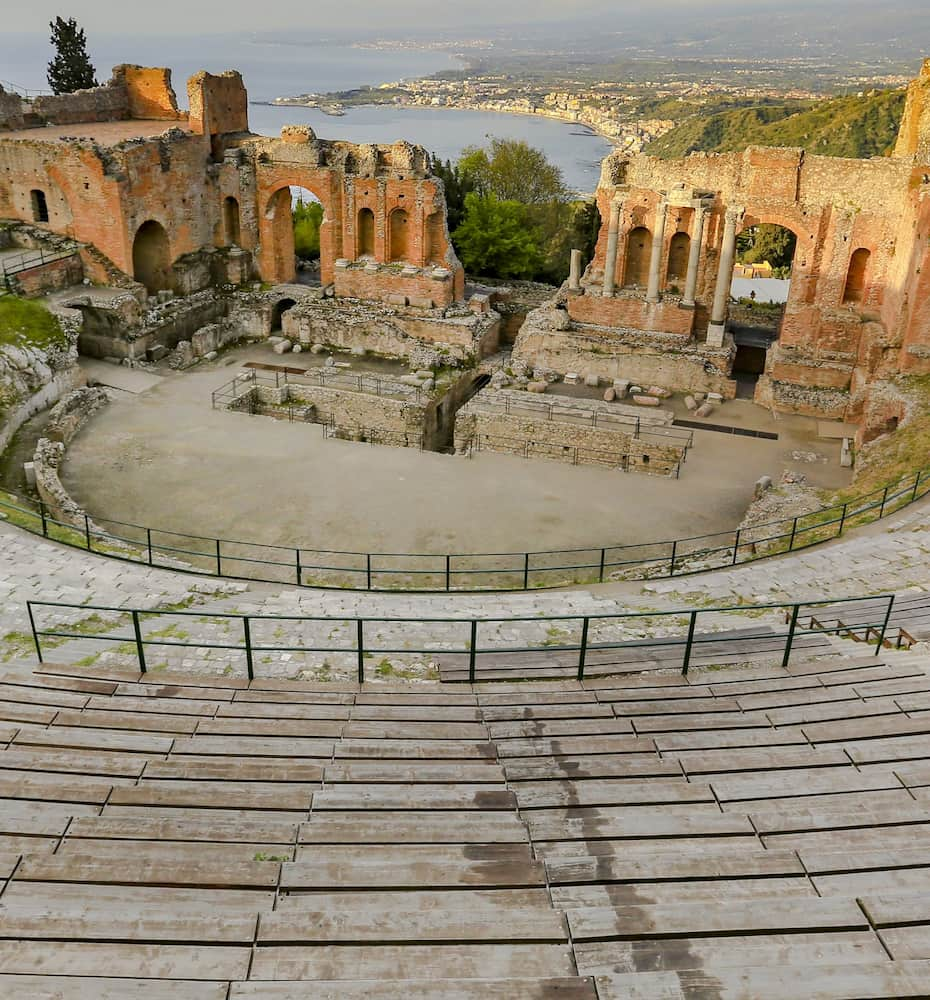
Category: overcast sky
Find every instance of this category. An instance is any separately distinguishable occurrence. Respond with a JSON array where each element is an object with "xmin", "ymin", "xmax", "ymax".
[{"xmin": 3, "ymin": 0, "xmax": 859, "ymax": 35}]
